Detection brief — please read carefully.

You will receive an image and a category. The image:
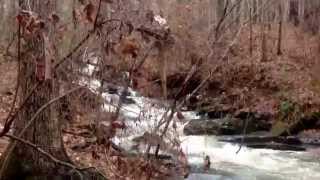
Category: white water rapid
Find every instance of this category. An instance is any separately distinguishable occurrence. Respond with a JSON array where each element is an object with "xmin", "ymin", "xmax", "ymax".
[{"xmin": 81, "ymin": 60, "xmax": 320, "ymax": 180}]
